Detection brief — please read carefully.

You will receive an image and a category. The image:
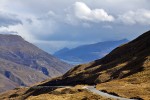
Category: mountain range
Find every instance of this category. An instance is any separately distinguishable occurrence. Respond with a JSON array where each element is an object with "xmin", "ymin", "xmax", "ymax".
[
  {"xmin": 0, "ymin": 30, "xmax": 149, "ymax": 100},
  {"xmin": 0, "ymin": 34, "xmax": 72, "ymax": 92},
  {"xmin": 54, "ymin": 39, "xmax": 128, "ymax": 64}
]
